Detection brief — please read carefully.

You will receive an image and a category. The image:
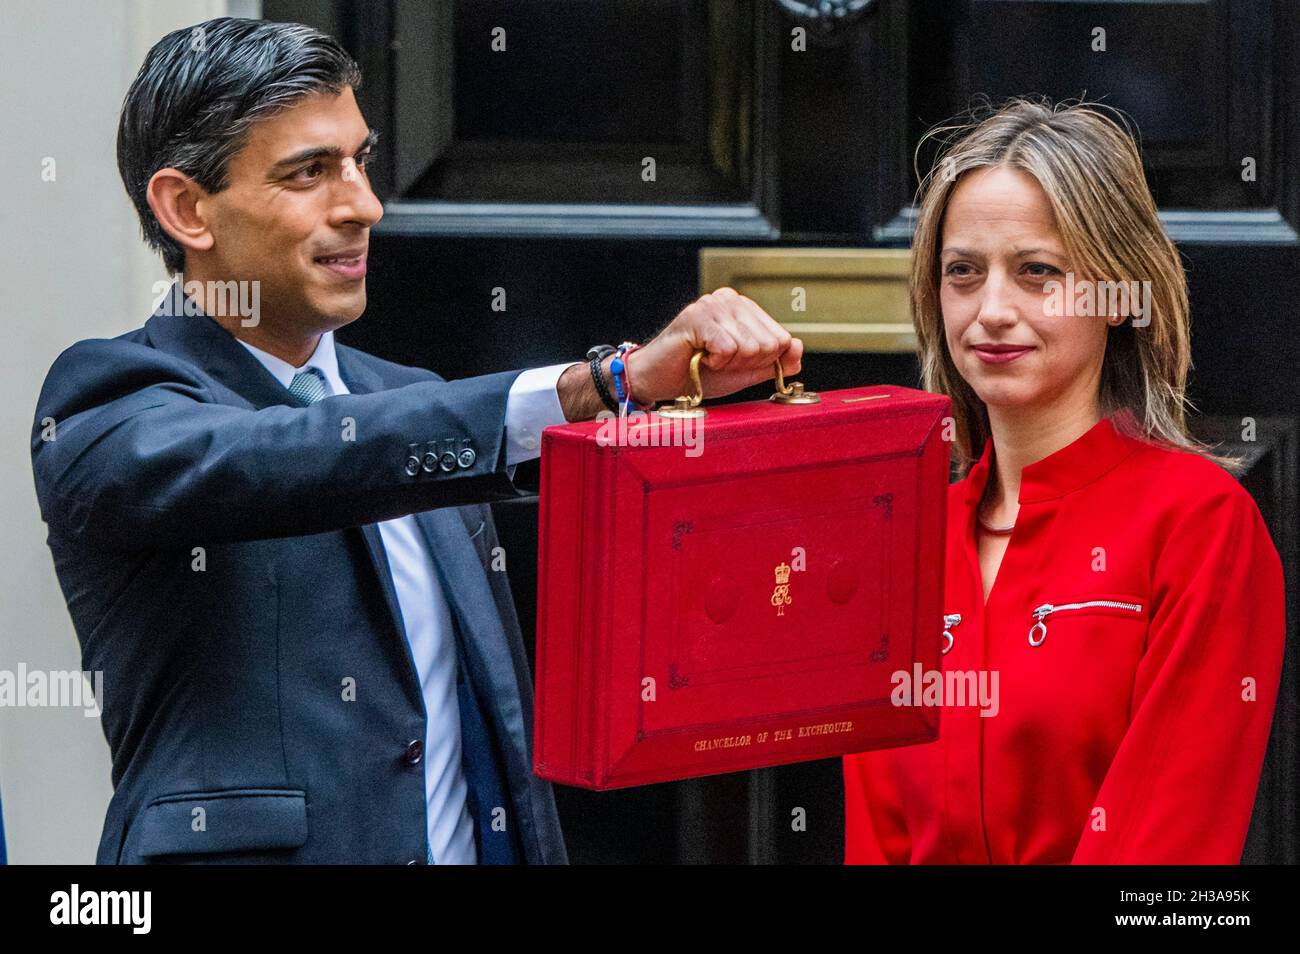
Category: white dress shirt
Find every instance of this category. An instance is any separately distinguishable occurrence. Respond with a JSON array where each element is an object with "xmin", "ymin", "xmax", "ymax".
[{"xmin": 237, "ymin": 331, "xmax": 573, "ymax": 863}]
